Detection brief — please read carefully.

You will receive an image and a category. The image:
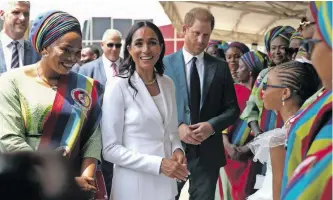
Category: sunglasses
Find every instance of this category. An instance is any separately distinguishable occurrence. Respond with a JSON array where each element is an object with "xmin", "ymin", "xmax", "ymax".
[
  {"xmin": 300, "ymin": 39, "xmax": 322, "ymax": 55},
  {"xmin": 106, "ymin": 43, "xmax": 122, "ymax": 49},
  {"xmin": 298, "ymin": 18, "xmax": 316, "ymax": 31},
  {"xmin": 262, "ymin": 82, "xmax": 287, "ymax": 91}
]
